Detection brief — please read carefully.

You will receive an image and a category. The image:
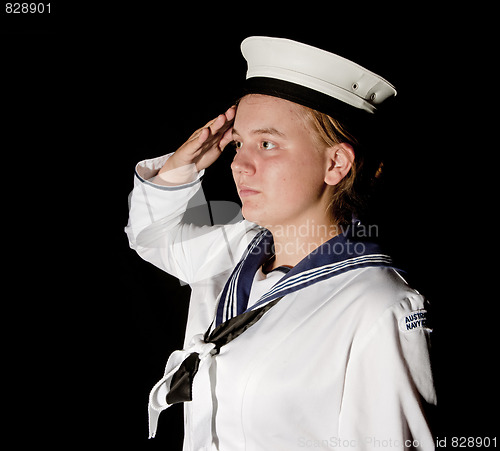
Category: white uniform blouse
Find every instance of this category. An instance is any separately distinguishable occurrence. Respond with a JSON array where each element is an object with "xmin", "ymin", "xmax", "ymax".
[{"xmin": 126, "ymin": 153, "xmax": 437, "ymax": 451}]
